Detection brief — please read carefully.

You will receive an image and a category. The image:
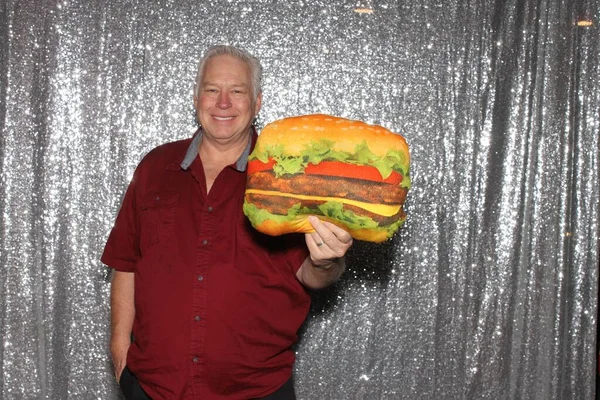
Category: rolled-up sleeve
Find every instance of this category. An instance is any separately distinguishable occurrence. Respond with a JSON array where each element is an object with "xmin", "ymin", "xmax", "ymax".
[
  {"xmin": 283, "ymin": 234, "xmax": 309, "ymax": 275},
  {"xmin": 101, "ymin": 172, "xmax": 140, "ymax": 272}
]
